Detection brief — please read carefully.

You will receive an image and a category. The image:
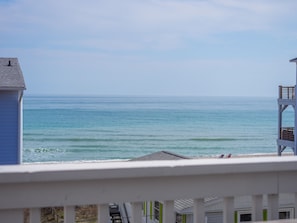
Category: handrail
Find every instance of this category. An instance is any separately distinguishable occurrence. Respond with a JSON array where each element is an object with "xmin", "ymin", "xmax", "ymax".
[
  {"xmin": 1, "ymin": 157, "xmax": 297, "ymax": 222},
  {"xmin": 1, "ymin": 157, "xmax": 297, "ymax": 208}
]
